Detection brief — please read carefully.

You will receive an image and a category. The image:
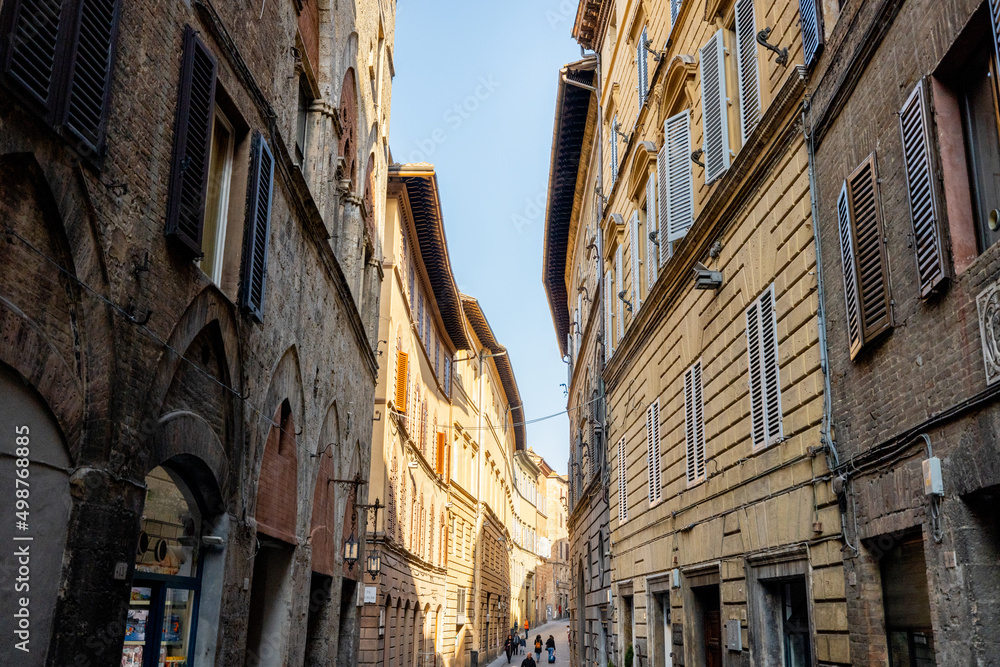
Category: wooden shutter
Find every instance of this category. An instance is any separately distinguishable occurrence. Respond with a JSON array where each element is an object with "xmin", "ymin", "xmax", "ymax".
[
  {"xmin": 646, "ymin": 175, "xmax": 659, "ymax": 288},
  {"xmin": 657, "ymin": 142, "xmax": 670, "ymax": 264},
  {"xmin": 699, "ymin": 30, "xmax": 730, "ymax": 183},
  {"xmin": 617, "ymin": 436, "xmax": 627, "ymax": 523},
  {"xmin": 840, "ymin": 153, "xmax": 894, "ymax": 357},
  {"xmin": 2, "ymin": 0, "xmax": 74, "ymax": 113},
  {"xmin": 630, "ymin": 211, "xmax": 641, "ymax": 312},
  {"xmin": 637, "ymin": 26, "xmax": 649, "ymax": 108},
  {"xmin": 165, "ymin": 27, "xmax": 217, "ymax": 255},
  {"xmin": 899, "ymin": 81, "xmax": 947, "ymax": 298},
  {"xmin": 63, "ymin": 0, "xmax": 122, "ymax": 152},
  {"xmin": 746, "ymin": 285, "xmax": 782, "ymax": 448},
  {"xmin": 646, "ymin": 400, "xmax": 661, "ymax": 504},
  {"xmin": 615, "ymin": 245, "xmax": 625, "ymax": 341},
  {"xmin": 837, "ymin": 182, "xmax": 863, "ymax": 357},
  {"xmin": 610, "ymin": 114, "xmax": 619, "ymax": 184},
  {"xmin": 395, "ymin": 351, "xmax": 409, "ymax": 411},
  {"xmin": 684, "ymin": 360, "xmax": 706, "ymax": 485},
  {"xmin": 604, "ymin": 267, "xmax": 614, "ymax": 360},
  {"xmin": 734, "ymin": 0, "xmax": 760, "ymax": 143},
  {"xmin": 799, "ymin": 0, "xmax": 824, "ymax": 68},
  {"xmin": 663, "ymin": 111, "xmax": 695, "ymax": 250},
  {"xmin": 239, "ymin": 132, "xmax": 275, "ymax": 322},
  {"xmin": 671, "ymin": 0, "xmax": 682, "ymax": 26},
  {"xmin": 436, "ymin": 432, "xmax": 445, "ymax": 474}
]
